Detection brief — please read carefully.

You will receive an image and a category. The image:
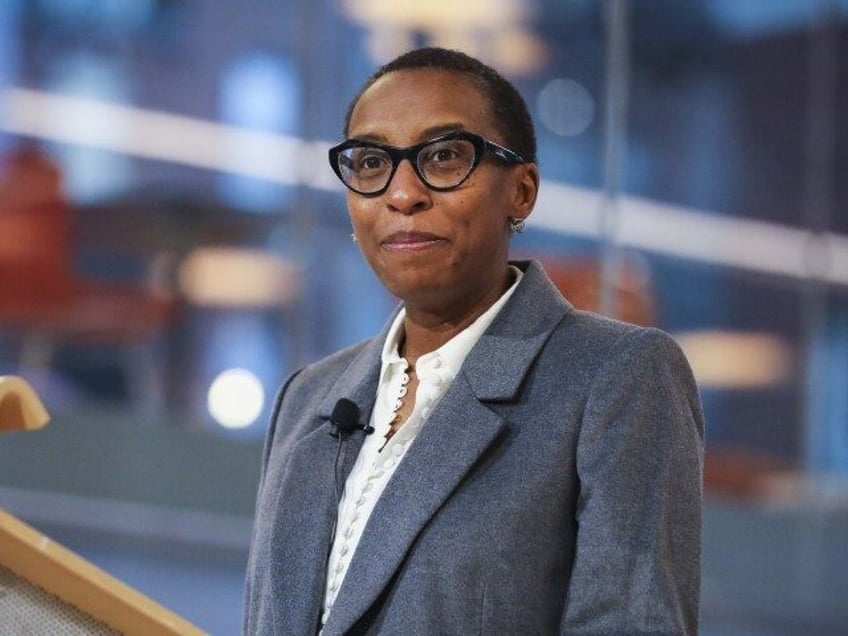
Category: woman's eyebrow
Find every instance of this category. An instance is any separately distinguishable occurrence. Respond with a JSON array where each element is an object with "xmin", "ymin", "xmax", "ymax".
[
  {"xmin": 347, "ymin": 132, "xmax": 387, "ymax": 143},
  {"xmin": 348, "ymin": 123, "xmax": 468, "ymax": 146},
  {"xmin": 414, "ymin": 123, "xmax": 466, "ymax": 141}
]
